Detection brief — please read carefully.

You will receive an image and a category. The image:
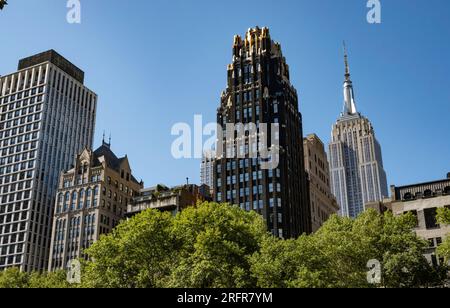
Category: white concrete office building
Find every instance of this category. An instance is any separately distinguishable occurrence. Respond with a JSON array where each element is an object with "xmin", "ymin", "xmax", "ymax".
[{"xmin": 0, "ymin": 50, "xmax": 97, "ymax": 271}]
